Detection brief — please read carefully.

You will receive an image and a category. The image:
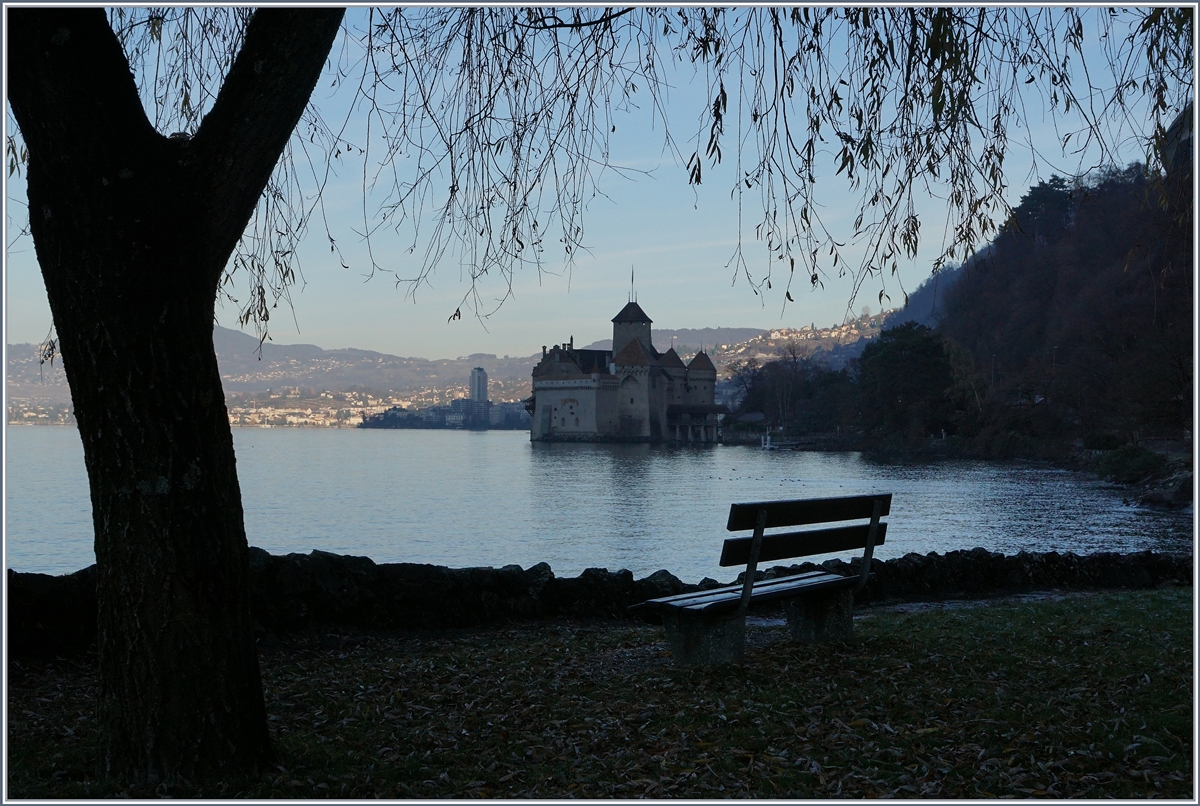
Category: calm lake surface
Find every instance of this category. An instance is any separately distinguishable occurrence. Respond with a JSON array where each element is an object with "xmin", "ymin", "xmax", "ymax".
[{"xmin": 5, "ymin": 426, "xmax": 1193, "ymax": 581}]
